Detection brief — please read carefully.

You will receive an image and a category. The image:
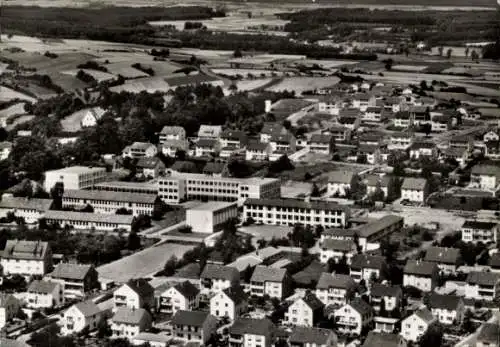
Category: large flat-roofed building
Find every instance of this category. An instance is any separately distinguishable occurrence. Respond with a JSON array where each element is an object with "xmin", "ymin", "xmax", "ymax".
[
  {"xmin": 44, "ymin": 166, "xmax": 108, "ymax": 192},
  {"xmin": 92, "ymin": 181, "xmax": 158, "ymax": 196},
  {"xmin": 157, "ymin": 176, "xmax": 186, "ymax": 204},
  {"xmin": 1, "ymin": 240, "xmax": 52, "ymax": 277},
  {"xmin": 243, "ymin": 198, "xmax": 349, "ymax": 228},
  {"xmin": 356, "ymin": 215, "xmax": 404, "ymax": 251},
  {"xmin": 44, "ymin": 211, "xmax": 134, "ymax": 232},
  {"xmin": 186, "ymin": 202, "xmax": 238, "ymax": 234},
  {"xmin": 62, "ymin": 189, "xmax": 160, "ymax": 216}
]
